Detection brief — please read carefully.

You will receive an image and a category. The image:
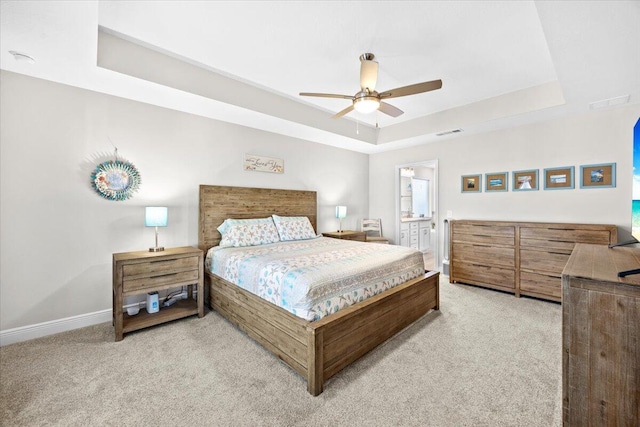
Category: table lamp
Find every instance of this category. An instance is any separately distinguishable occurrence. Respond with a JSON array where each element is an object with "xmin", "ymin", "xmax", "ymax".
[
  {"xmin": 335, "ymin": 205, "xmax": 347, "ymax": 232},
  {"xmin": 145, "ymin": 207, "xmax": 168, "ymax": 252}
]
